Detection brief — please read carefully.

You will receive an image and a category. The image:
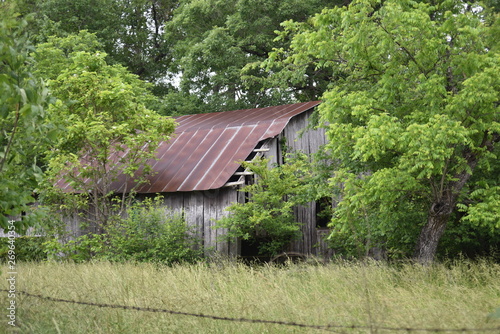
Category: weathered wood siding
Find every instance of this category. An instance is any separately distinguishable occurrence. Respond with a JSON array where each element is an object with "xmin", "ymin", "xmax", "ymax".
[
  {"xmin": 62, "ymin": 209, "xmax": 104, "ymax": 240},
  {"xmin": 281, "ymin": 109, "xmax": 327, "ymax": 160},
  {"xmin": 159, "ymin": 188, "xmax": 239, "ymax": 256},
  {"xmin": 263, "ymin": 109, "xmax": 329, "ymax": 256},
  {"xmin": 61, "ymin": 189, "xmax": 241, "ymax": 255}
]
